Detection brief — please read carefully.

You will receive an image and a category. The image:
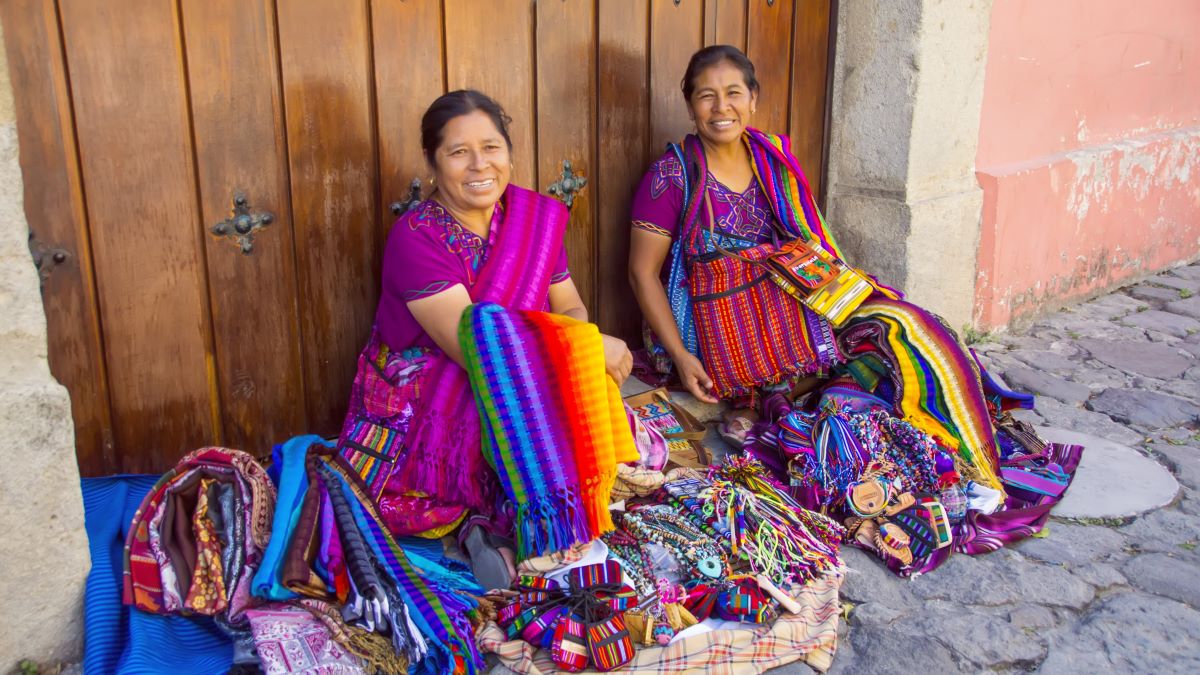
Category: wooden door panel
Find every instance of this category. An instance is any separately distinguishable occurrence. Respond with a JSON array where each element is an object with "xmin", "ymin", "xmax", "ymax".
[
  {"xmin": 372, "ymin": 0, "xmax": 445, "ymax": 240},
  {"xmin": 790, "ymin": 0, "xmax": 834, "ymax": 201},
  {"xmin": 9, "ymin": 0, "xmax": 836, "ymax": 472},
  {"xmin": 58, "ymin": 0, "xmax": 218, "ymax": 473},
  {"xmin": 705, "ymin": 0, "xmax": 748, "ymax": 50},
  {"xmin": 650, "ymin": 0, "xmax": 704, "ymax": 152},
  {"xmin": 597, "ymin": 0, "xmax": 651, "ymax": 343},
  {"xmin": 747, "ymin": 0, "xmax": 794, "ymax": 135},
  {"xmin": 536, "ymin": 0, "xmax": 596, "ymax": 312},
  {"xmin": 180, "ymin": 0, "xmax": 307, "ymax": 454},
  {"xmin": 444, "ymin": 0, "xmax": 537, "ymax": 190},
  {"xmin": 1, "ymin": 0, "xmax": 115, "ymax": 475},
  {"xmin": 276, "ymin": 0, "xmax": 380, "ymax": 435}
]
